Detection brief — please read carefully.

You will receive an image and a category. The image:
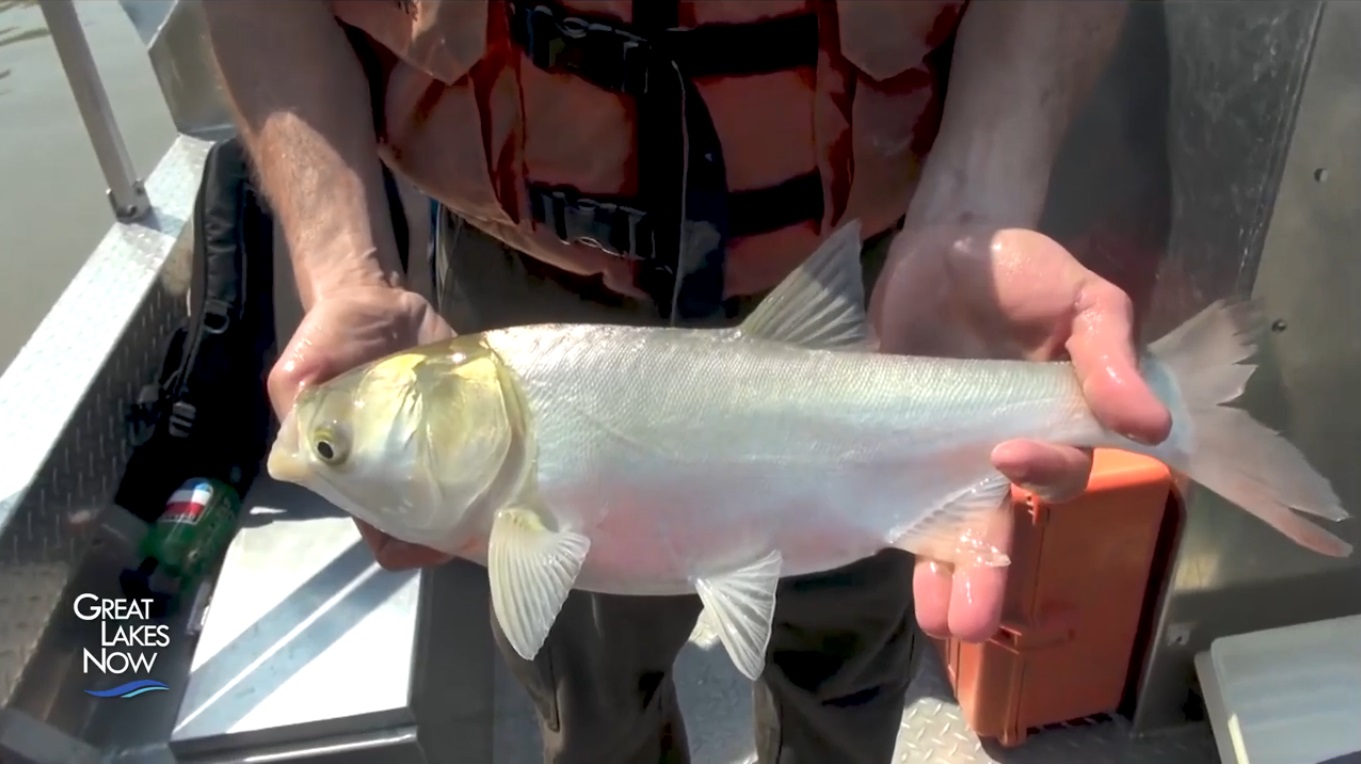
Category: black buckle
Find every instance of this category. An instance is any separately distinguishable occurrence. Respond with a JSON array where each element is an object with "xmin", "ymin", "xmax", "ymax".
[
  {"xmin": 200, "ymin": 299, "xmax": 233, "ymax": 334},
  {"xmin": 532, "ymin": 187, "xmax": 654, "ymax": 261},
  {"xmin": 167, "ymin": 400, "xmax": 197, "ymax": 440},
  {"xmin": 519, "ymin": 3, "xmax": 650, "ymax": 94}
]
